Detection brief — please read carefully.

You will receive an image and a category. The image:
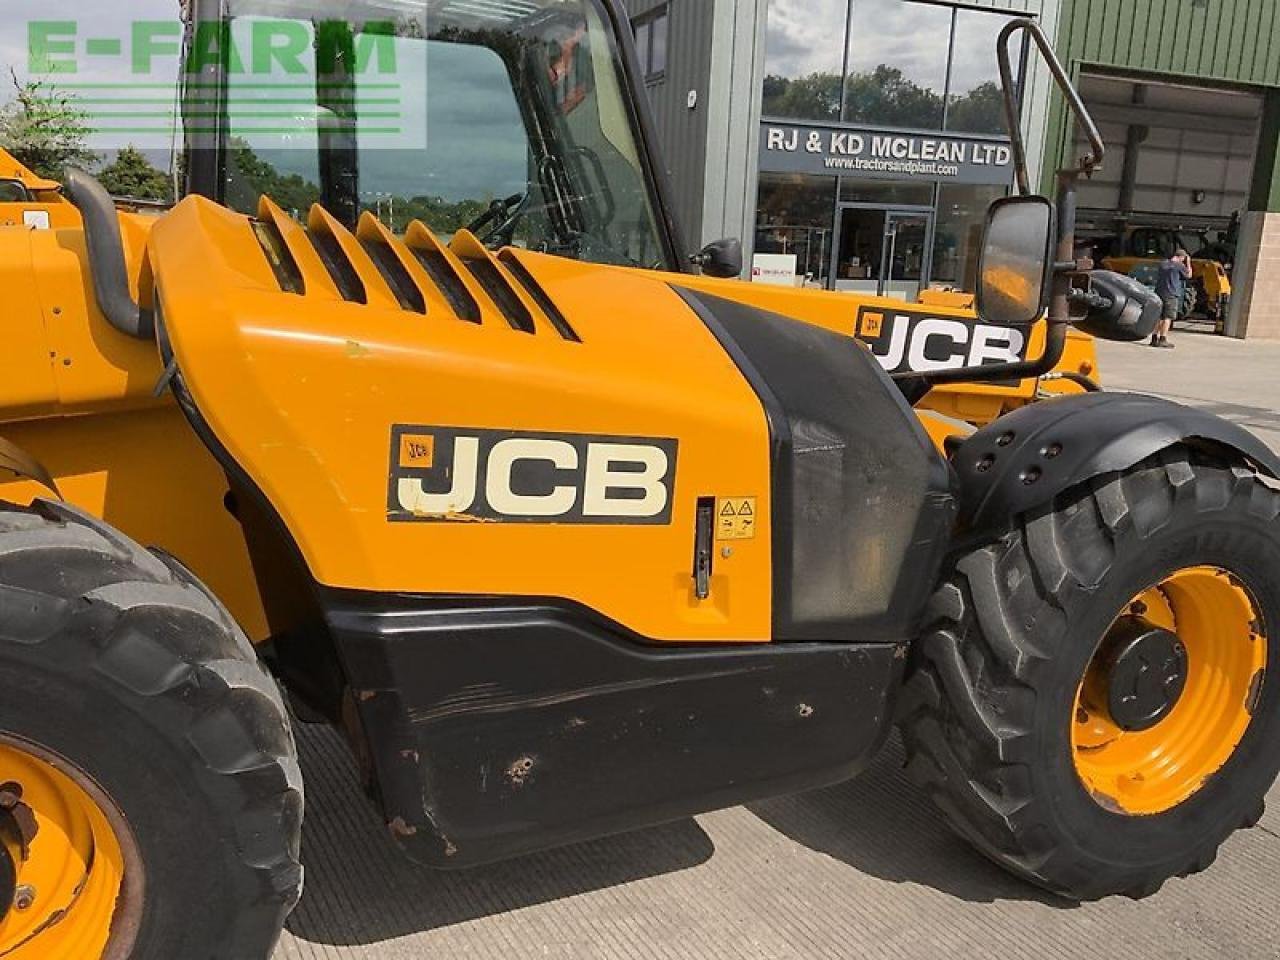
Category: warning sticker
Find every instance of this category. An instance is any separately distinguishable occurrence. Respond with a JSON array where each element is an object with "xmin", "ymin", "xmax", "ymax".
[{"xmin": 716, "ymin": 497, "xmax": 757, "ymax": 541}]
